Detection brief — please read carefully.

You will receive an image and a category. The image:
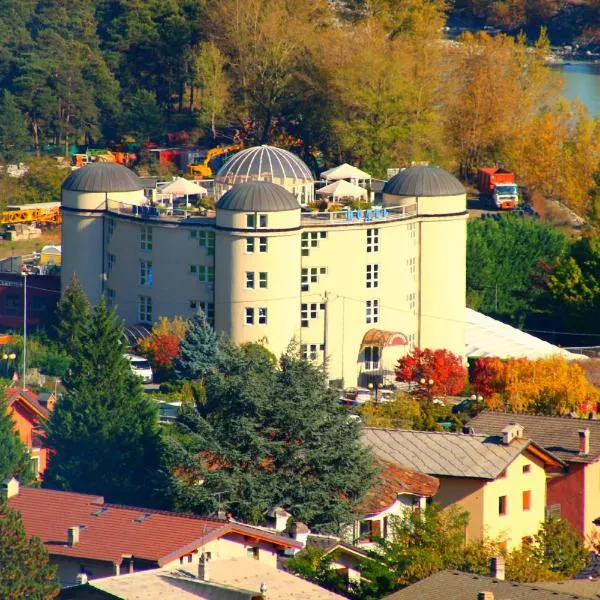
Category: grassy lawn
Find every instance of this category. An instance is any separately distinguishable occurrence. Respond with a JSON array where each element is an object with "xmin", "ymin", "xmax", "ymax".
[{"xmin": 0, "ymin": 227, "xmax": 61, "ymax": 260}]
